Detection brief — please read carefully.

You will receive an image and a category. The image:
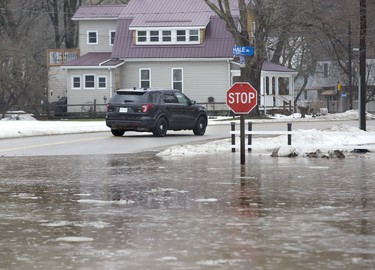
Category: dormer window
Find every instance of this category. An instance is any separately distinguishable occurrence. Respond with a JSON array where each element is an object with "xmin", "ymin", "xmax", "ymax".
[
  {"xmin": 162, "ymin": 31, "xmax": 172, "ymax": 42},
  {"xmin": 176, "ymin": 30, "xmax": 186, "ymax": 42},
  {"xmin": 134, "ymin": 28, "xmax": 202, "ymax": 45},
  {"xmin": 189, "ymin": 30, "xmax": 199, "ymax": 42},
  {"xmin": 150, "ymin": 31, "xmax": 159, "ymax": 42},
  {"xmin": 137, "ymin": 31, "xmax": 147, "ymax": 42}
]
